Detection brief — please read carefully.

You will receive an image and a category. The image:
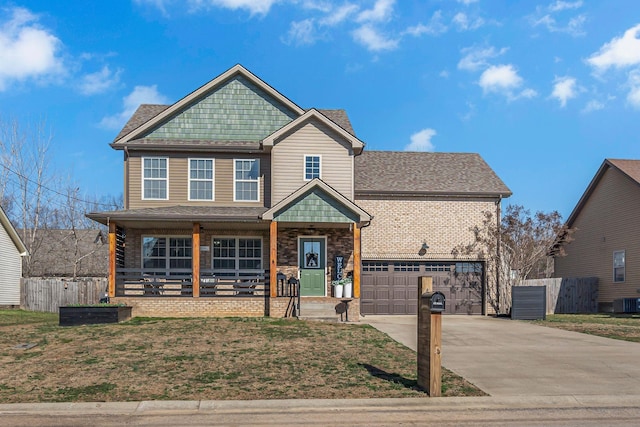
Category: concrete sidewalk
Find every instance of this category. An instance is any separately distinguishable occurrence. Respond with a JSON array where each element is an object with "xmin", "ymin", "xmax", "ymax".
[{"xmin": 362, "ymin": 315, "xmax": 640, "ymax": 397}]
